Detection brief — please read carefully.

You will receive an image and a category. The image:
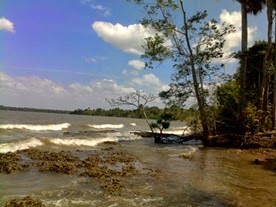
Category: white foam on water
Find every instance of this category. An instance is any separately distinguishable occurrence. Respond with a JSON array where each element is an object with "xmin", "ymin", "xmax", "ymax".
[
  {"xmin": 0, "ymin": 138, "xmax": 44, "ymax": 153},
  {"xmin": 49, "ymin": 132, "xmax": 142, "ymax": 147},
  {"xmin": 163, "ymin": 126, "xmax": 191, "ymax": 135},
  {"xmin": 169, "ymin": 146, "xmax": 198, "ymax": 158},
  {"xmin": 48, "ymin": 137, "xmax": 116, "ymax": 147},
  {"xmin": 0, "ymin": 123, "xmax": 71, "ymax": 131},
  {"xmin": 130, "ymin": 123, "xmax": 136, "ymax": 126},
  {"xmin": 88, "ymin": 124, "xmax": 124, "ymax": 129},
  {"xmin": 0, "ymin": 132, "xmax": 142, "ymax": 153}
]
